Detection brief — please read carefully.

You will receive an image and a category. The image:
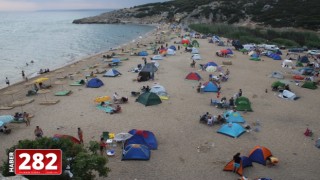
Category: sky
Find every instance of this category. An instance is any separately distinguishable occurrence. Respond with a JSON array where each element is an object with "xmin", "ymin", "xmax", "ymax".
[{"xmin": 0, "ymin": 0, "xmax": 168, "ymax": 11}]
